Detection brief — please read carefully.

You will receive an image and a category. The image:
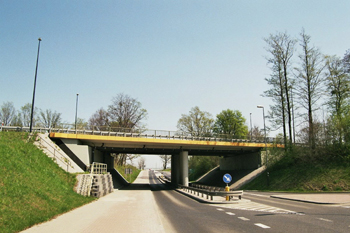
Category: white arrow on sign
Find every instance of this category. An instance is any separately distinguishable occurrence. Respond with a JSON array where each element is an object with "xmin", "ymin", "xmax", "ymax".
[{"xmin": 224, "ymin": 175, "xmax": 231, "ymax": 182}]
